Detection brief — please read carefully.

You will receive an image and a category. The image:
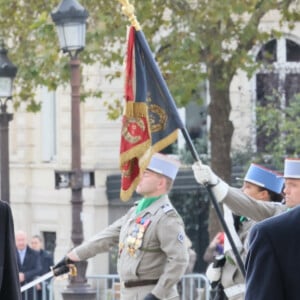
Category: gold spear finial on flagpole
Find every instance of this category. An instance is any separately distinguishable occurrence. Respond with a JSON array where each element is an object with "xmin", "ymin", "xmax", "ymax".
[{"xmin": 118, "ymin": 0, "xmax": 141, "ymax": 31}]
